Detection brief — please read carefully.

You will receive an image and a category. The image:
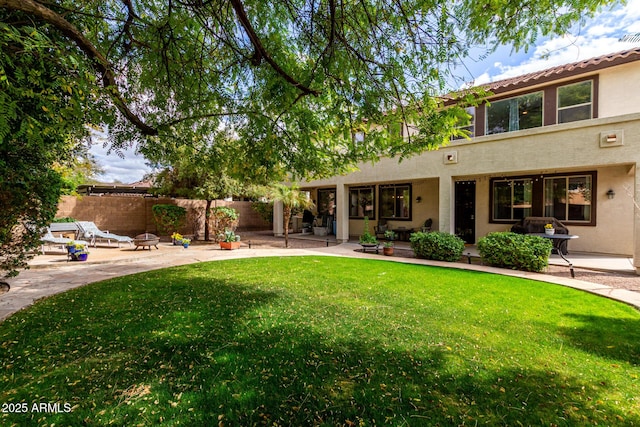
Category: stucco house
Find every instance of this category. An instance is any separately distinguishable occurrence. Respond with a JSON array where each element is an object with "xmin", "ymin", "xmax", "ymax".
[{"xmin": 274, "ymin": 48, "xmax": 640, "ymax": 273}]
